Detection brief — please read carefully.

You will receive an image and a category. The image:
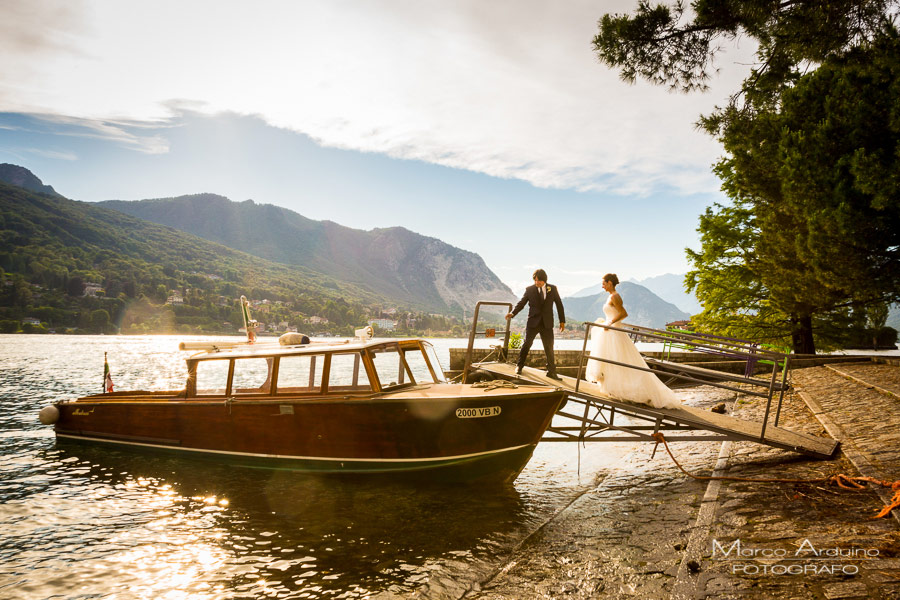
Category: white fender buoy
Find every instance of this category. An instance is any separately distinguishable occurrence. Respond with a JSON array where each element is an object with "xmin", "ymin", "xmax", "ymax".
[
  {"xmin": 279, "ymin": 332, "xmax": 311, "ymax": 346},
  {"xmin": 38, "ymin": 405, "xmax": 60, "ymax": 425}
]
